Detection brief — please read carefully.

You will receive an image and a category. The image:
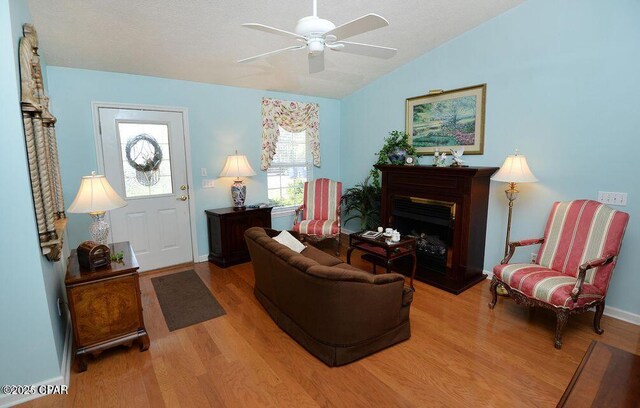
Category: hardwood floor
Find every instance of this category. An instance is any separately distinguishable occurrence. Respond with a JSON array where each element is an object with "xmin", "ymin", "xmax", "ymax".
[{"xmin": 22, "ymin": 242, "xmax": 640, "ymax": 408}]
